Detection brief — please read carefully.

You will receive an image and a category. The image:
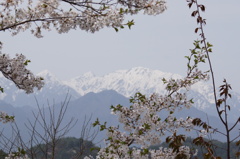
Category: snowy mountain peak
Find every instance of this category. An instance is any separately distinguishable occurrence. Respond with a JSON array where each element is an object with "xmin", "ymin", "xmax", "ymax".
[
  {"xmin": 38, "ymin": 70, "xmax": 54, "ymax": 76},
  {"xmin": 125, "ymin": 67, "xmax": 182, "ymax": 79},
  {"xmin": 37, "ymin": 70, "xmax": 58, "ymax": 82},
  {"xmin": 64, "ymin": 67, "xmax": 185, "ymax": 97},
  {"xmin": 82, "ymin": 72, "xmax": 95, "ymax": 78}
]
